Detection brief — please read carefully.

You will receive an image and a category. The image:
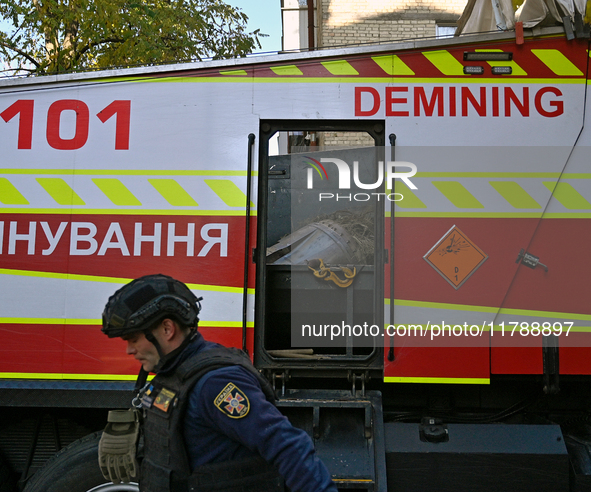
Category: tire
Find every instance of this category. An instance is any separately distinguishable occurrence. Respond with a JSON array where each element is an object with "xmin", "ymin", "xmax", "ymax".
[
  {"xmin": 0, "ymin": 453, "xmax": 17, "ymax": 492},
  {"xmin": 23, "ymin": 432, "xmax": 139, "ymax": 492}
]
